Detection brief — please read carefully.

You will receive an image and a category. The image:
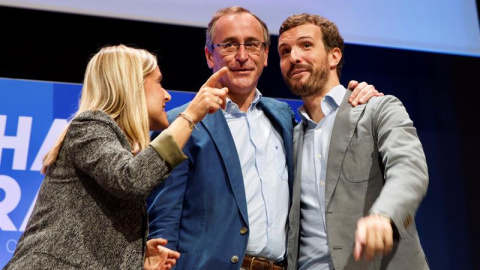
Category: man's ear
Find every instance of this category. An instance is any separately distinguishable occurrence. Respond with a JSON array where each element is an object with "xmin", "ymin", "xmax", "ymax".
[
  {"xmin": 329, "ymin": 47, "xmax": 342, "ymax": 69},
  {"xmin": 205, "ymin": 46, "xmax": 214, "ymax": 69}
]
